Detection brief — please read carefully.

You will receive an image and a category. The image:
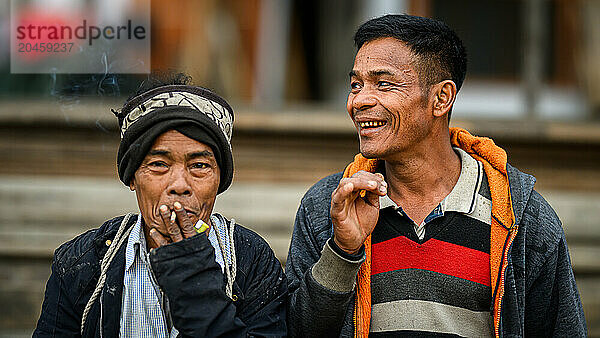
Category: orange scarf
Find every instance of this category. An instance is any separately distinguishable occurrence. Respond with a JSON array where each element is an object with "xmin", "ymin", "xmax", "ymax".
[{"xmin": 346, "ymin": 127, "xmax": 517, "ymax": 338}]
